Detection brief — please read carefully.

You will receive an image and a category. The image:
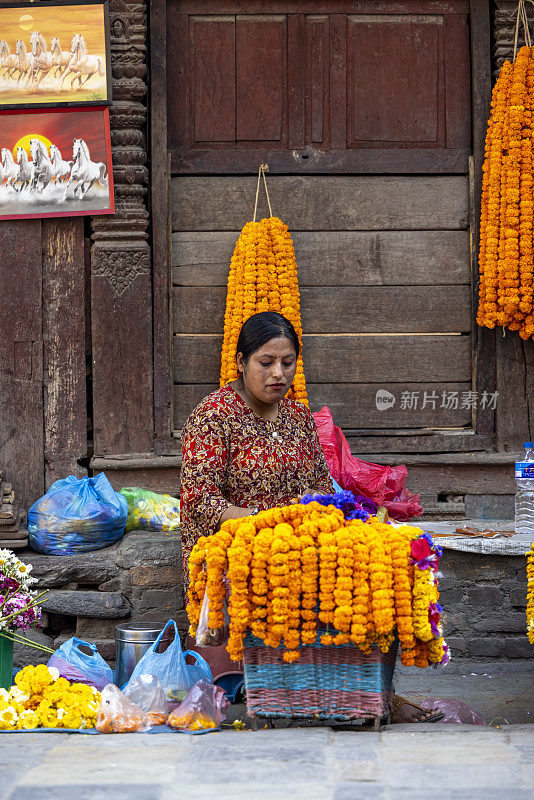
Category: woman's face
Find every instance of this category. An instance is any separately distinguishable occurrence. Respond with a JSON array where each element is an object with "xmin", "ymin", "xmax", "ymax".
[{"xmin": 237, "ymin": 336, "xmax": 297, "ymax": 405}]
